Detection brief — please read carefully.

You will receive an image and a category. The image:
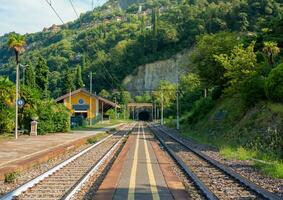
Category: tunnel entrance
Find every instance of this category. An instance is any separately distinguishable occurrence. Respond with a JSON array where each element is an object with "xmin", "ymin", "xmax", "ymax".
[{"xmin": 139, "ymin": 111, "xmax": 150, "ymax": 121}]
